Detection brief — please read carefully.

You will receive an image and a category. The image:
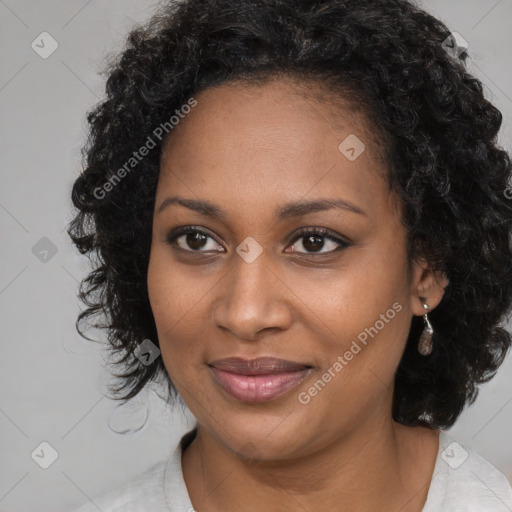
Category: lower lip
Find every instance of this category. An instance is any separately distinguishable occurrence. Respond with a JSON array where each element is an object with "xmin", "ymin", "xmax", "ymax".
[{"xmin": 209, "ymin": 367, "xmax": 311, "ymax": 403}]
